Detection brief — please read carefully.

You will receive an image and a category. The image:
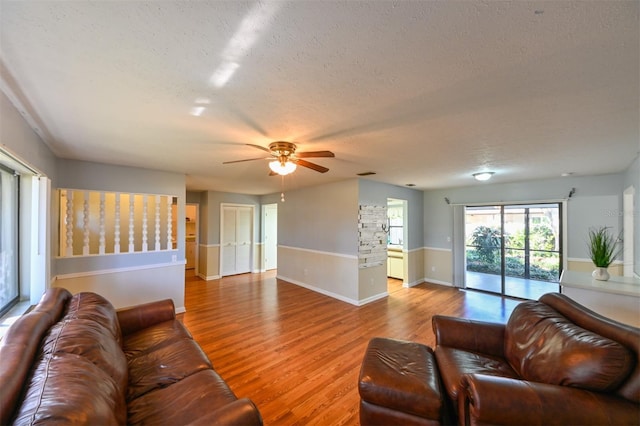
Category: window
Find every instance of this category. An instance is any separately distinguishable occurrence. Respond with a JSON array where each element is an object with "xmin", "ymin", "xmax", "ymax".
[{"xmin": 0, "ymin": 164, "xmax": 19, "ymax": 316}]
